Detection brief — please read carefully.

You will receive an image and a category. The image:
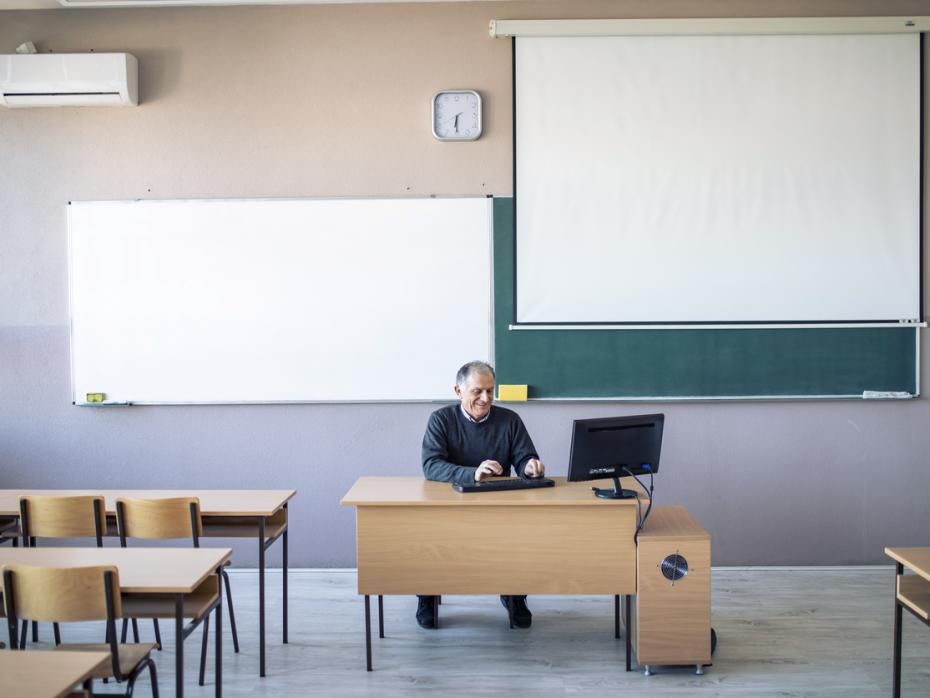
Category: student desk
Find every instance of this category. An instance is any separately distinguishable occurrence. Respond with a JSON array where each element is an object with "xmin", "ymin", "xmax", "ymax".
[
  {"xmin": 885, "ymin": 547, "xmax": 930, "ymax": 698},
  {"xmin": 0, "ymin": 489, "xmax": 295, "ymax": 677},
  {"xmin": 341, "ymin": 476, "xmax": 641, "ymax": 671},
  {"xmin": 0, "ymin": 649, "xmax": 110, "ymax": 698},
  {"xmin": 0, "ymin": 547, "xmax": 230, "ymax": 698}
]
